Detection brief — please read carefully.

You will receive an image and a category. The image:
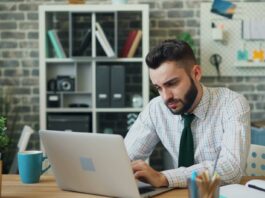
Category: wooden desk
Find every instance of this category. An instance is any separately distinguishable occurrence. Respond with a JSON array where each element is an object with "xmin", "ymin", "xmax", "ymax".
[{"xmin": 1, "ymin": 175, "xmax": 265, "ymax": 198}]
